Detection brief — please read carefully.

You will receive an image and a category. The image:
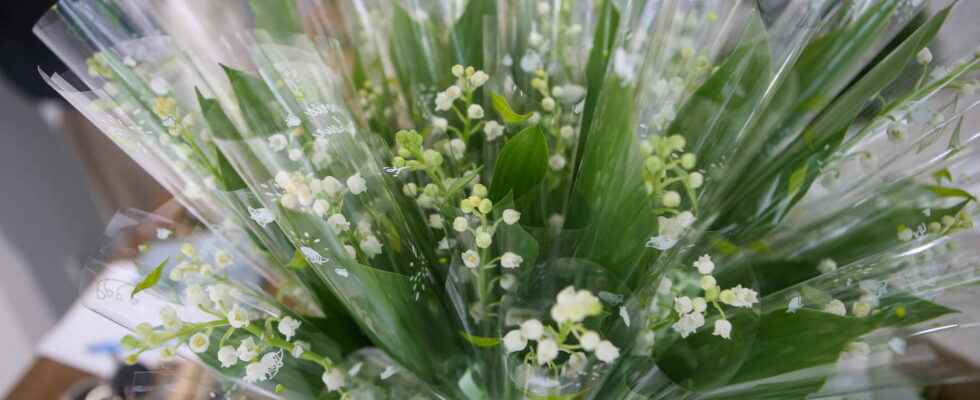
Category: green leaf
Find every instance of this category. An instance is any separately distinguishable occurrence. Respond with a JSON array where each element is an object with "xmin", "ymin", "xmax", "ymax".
[
  {"xmin": 786, "ymin": 163, "xmax": 808, "ymax": 198},
  {"xmin": 460, "ymin": 331, "xmax": 501, "ymax": 348},
  {"xmin": 249, "ymin": 0, "xmax": 302, "ymax": 34},
  {"xmin": 223, "ymin": 65, "xmax": 287, "ymax": 137},
  {"xmin": 491, "ymin": 93, "xmax": 530, "ymax": 124},
  {"xmin": 131, "ymin": 257, "xmax": 167, "ymax": 298},
  {"xmin": 576, "ymin": 0, "xmax": 620, "ymax": 173},
  {"xmin": 489, "ymin": 125, "xmax": 549, "ymax": 202},
  {"xmin": 389, "ymin": 4, "xmax": 444, "ymax": 118},
  {"xmin": 720, "ymin": 2, "xmax": 949, "ymax": 239},
  {"xmin": 450, "ymin": 0, "xmax": 496, "ymax": 69},
  {"xmin": 286, "ymin": 248, "xmax": 309, "ymax": 270},
  {"xmin": 668, "ymin": 12, "xmax": 772, "ymax": 168}
]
